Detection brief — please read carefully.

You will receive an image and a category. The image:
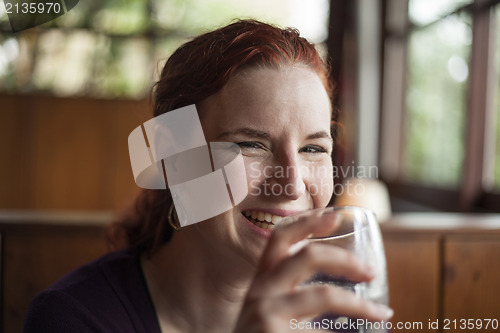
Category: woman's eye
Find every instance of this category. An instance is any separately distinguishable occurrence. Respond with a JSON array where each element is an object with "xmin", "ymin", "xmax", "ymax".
[
  {"xmin": 300, "ymin": 145, "xmax": 328, "ymax": 154},
  {"xmin": 236, "ymin": 141, "xmax": 266, "ymax": 150}
]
